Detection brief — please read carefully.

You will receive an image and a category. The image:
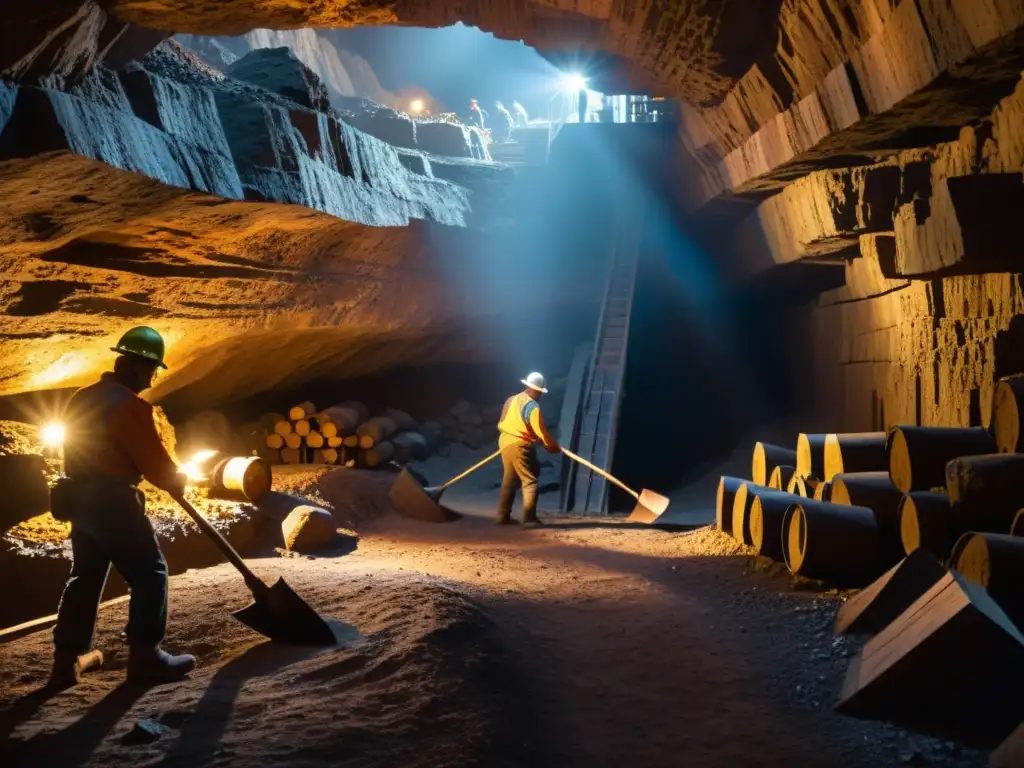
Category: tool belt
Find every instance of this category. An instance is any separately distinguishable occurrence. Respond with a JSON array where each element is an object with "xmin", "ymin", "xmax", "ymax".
[{"xmin": 50, "ymin": 474, "xmax": 141, "ymax": 522}]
